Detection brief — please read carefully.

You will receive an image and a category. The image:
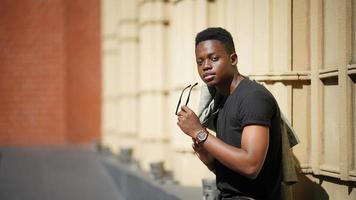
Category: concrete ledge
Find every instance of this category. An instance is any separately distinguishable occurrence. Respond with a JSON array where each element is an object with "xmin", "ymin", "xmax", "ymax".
[
  {"xmin": 101, "ymin": 155, "xmax": 201, "ymax": 200},
  {"xmin": 0, "ymin": 146, "xmax": 124, "ymax": 200}
]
